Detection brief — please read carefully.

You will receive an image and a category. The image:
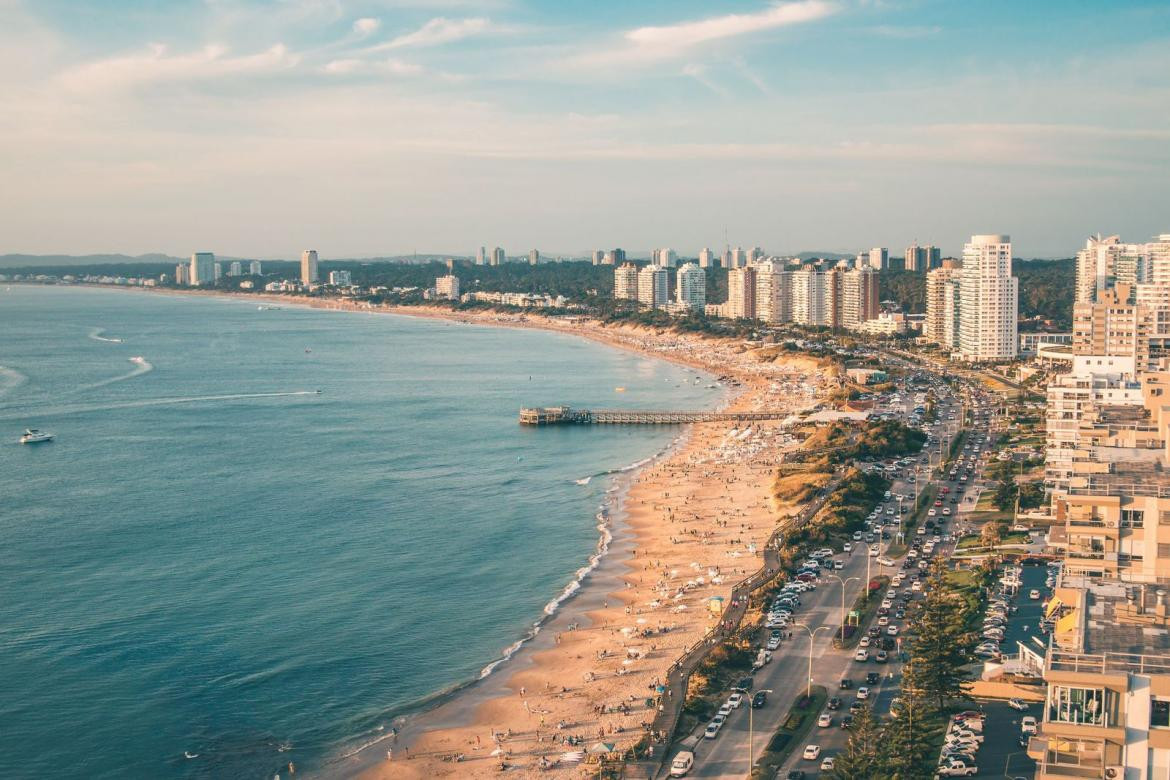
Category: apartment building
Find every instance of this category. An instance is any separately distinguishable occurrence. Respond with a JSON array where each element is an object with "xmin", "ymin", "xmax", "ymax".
[
  {"xmin": 958, "ymin": 234, "xmax": 1018, "ymax": 361},
  {"xmin": 792, "ymin": 267, "xmax": 826, "ymax": 327},
  {"xmin": 1073, "ymin": 285, "xmax": 1170, "ymax": 372},
  {"xmin": 1031, "ymin": 578, "xmax": 1170, "ymax": 780},
  {"xmin": 675, "ymin": 263, "xmax": 706, "ymax": 311},
  {"xmin": 925, "ymin": 265, "xmax": 961, "ymax": 348},
  {"xmin": 841, "ymin": 267, "xmax": 879, "ymax": 329},
  {"xmin": 637, "ymin": 265, "xmax": 669, "ymax": 309},
  {"xmin": 727, "ymin": 266, "xmax": 757, "ymax": 320},
  {"xmin": 613, "ymin": 263, "xmax": 639, "ymax": 301},
  {"xmin": 754, "ymin": 260, "xmax": 791, "ymax": 324}
]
